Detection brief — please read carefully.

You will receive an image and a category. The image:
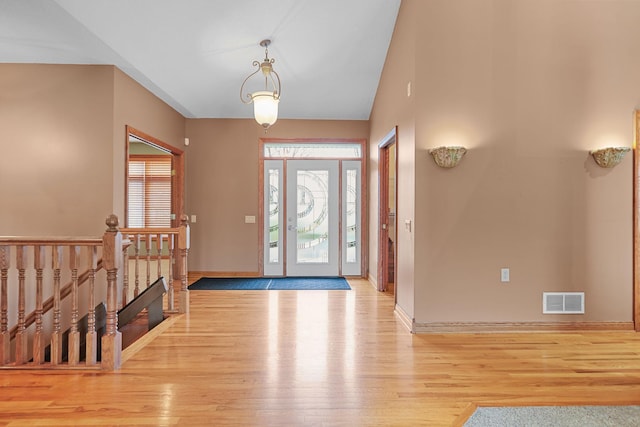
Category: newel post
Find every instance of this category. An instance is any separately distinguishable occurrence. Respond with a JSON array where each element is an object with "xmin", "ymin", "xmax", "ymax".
[
  {"xmin": 102, "ymin": 214, "xmax": 123, "ymax": 370},
  {"xmin": 0, "ymin": 246, "xmax": 9, "ymax": 365},
  {"xmin": 178, "ymin": 214, "xmax": 190, "ymax": 314}
]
